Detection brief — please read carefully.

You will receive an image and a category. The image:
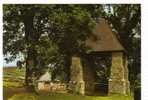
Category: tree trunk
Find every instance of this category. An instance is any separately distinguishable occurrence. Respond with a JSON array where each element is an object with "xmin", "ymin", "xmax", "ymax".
[
  {"xmin": 25, "ymin": 55, "xmax": 34, "ymax": 86},
  {"xmin": 25, "ymin": 59, "xmax": 29, "ymax": 86},
  {"xmin": 23, "ymin": 10, "xmax": 36, "ymax": 87},
  {"xmin": 64, "ymin": 54, "xmax": 72, "ymax": 83}
]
